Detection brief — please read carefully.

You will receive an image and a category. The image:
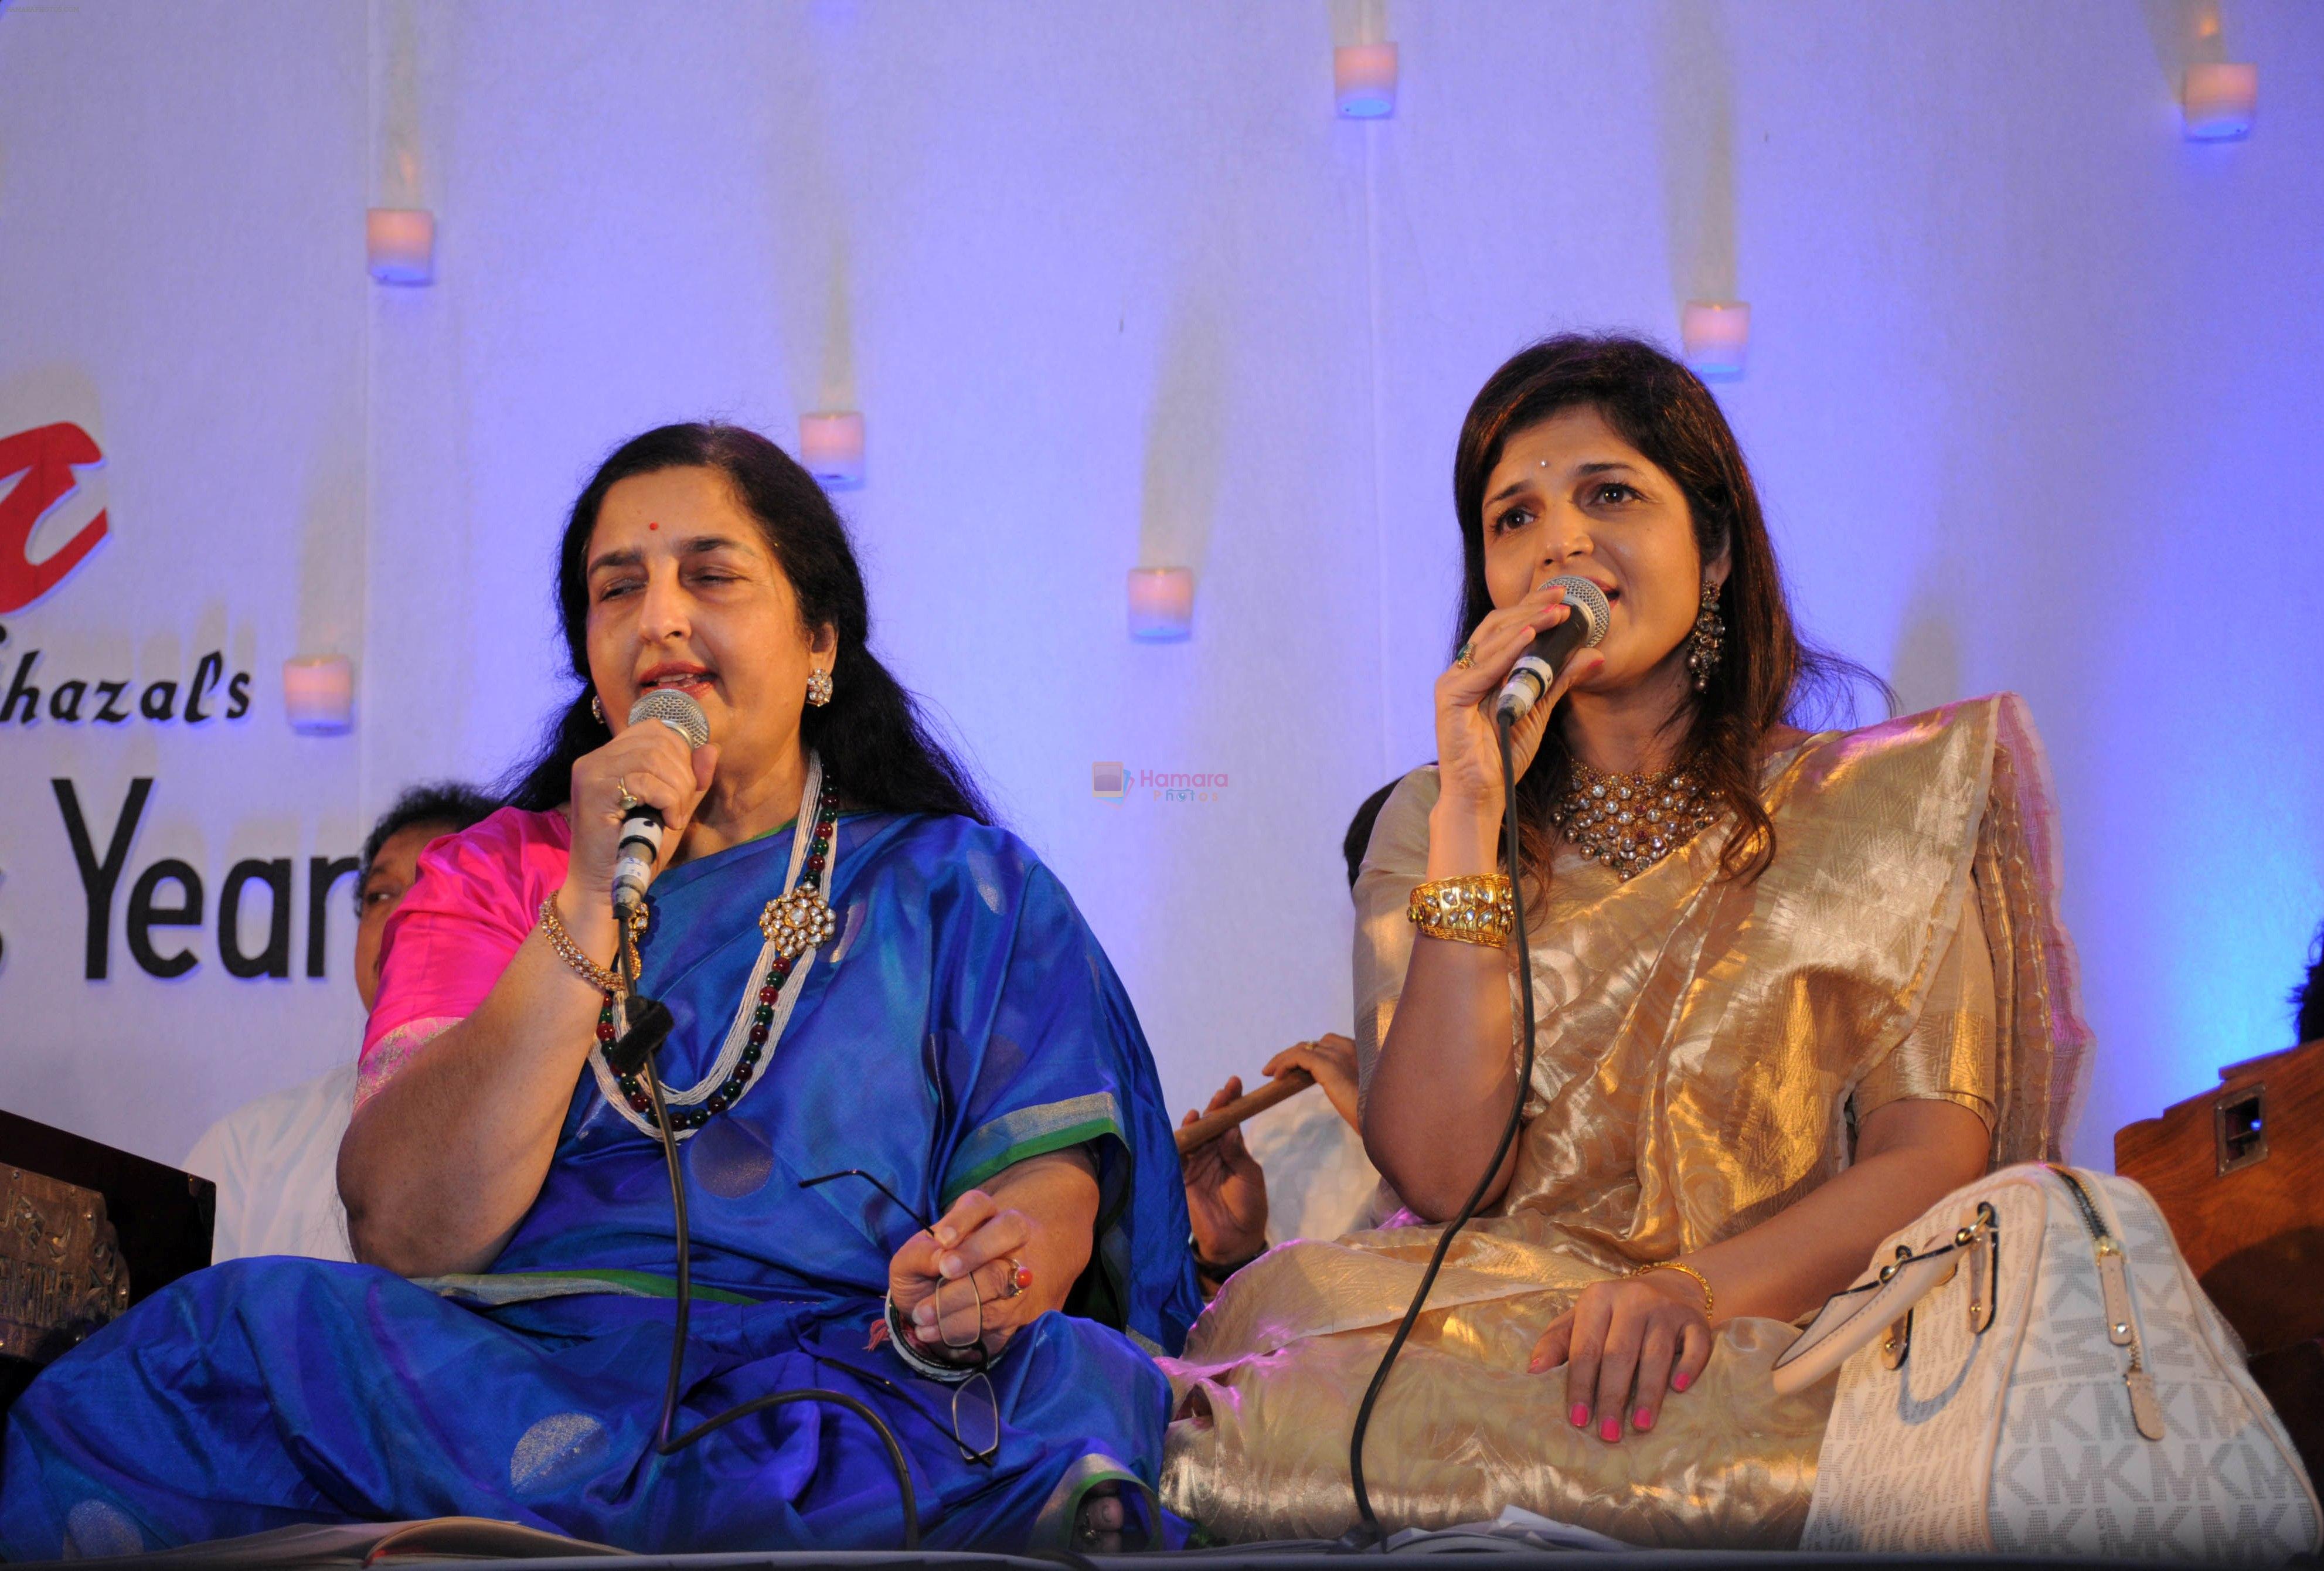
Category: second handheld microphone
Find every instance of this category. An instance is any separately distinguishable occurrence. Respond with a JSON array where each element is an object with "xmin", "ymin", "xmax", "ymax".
[
  {"xmin": 1493, "ymin": 576, "xmax": 1612, "ymax": 726},
  {"xmin": 612, "ymin": 689, "xmax": 712, "ymax": 918}
]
